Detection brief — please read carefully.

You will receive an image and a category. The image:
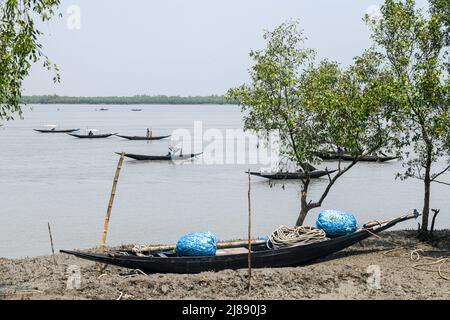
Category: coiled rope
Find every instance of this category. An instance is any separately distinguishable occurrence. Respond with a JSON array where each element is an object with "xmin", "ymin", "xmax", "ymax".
[
  {"xmin": 383, "ymin": 246, "xmax": 450, "ymax": 281},
  {"xmin": 269, "ymin": 226, "xmax": 327, "ymax": 247}
]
